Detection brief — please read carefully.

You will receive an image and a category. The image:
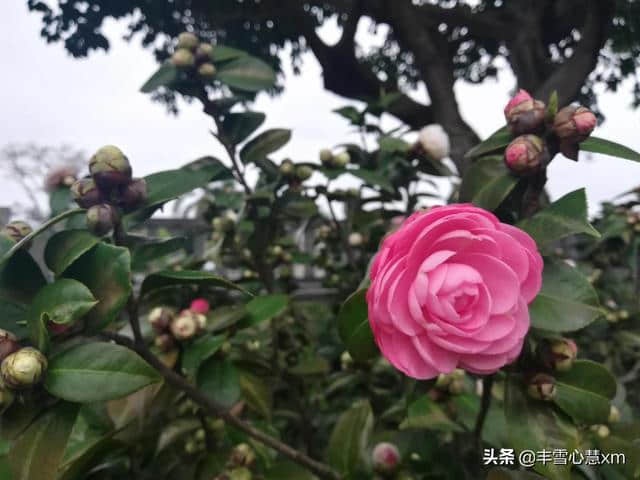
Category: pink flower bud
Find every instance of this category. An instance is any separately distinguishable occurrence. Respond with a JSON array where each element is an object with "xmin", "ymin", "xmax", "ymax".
[
  {"xmin": 190, "ymin": 298, "xmax": 210, "ymax": 314},
  {"xmin": 553, "ymin": 106, "xmax": 596, "ymax": 143},
  {"xmin": 504, "ymin": 90, "xmax": 546, "ymax": 134},
  {"xmin": 372, "ymin": 442, "xmax": 401, "ymax": 474},
  {"xmin": 504, "ymin": 135, "xmax": 547, "ymax": 175},
  {"xmin": 504, "ymin": 89, "xmax": 533, "ymax": 116}
]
